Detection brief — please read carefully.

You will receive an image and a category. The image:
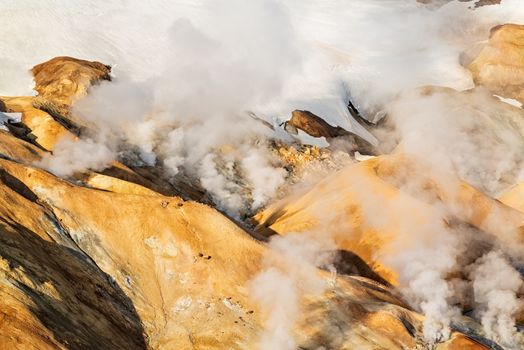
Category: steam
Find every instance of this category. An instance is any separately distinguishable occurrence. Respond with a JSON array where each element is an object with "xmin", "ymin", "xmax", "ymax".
[
  {"xmin": 37, "ymin": 137, "xmax": 115, "ymax": 177},
  {"xmin": 469, "ymin": 251, "xmax": 524, "ymax": 348},
  {"xmin": 247, "ymin": 147, "xmax": 524, "ymax": 348},
  {"xmin": 37, "ymin": 0, "xmax": 301, "ymax": 217},
  {"xmin": 386, "ymin": 87, "xmax": 524, "ymax": 196},
  {"xmin": 7, "ymin": 0, "xmax": 524, "ymax": 216},
  {"xmin": 250, "ymin": 233, "xmax": 333, "ymax": 350},
  {"xmin": 390, "ymin": 226, "xmax": 462, "ymax": 343},
  {"xmin": 378, "ymin": 67, "xmax": 524, "ymax": 347},
  {"xmin": 137, "ymin": 0, "xmax": 300, "ymax": 216},
  {"xmin": 251, "ymin": 268, "xmax": 298, "ymax": 350},
  {"xmin": 241, "ymin": 150, "xmax": 287, "ymax": 210},
  {"xmin": 352, "ymin": 164, "xmax": 466, "ymax": 344}
]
